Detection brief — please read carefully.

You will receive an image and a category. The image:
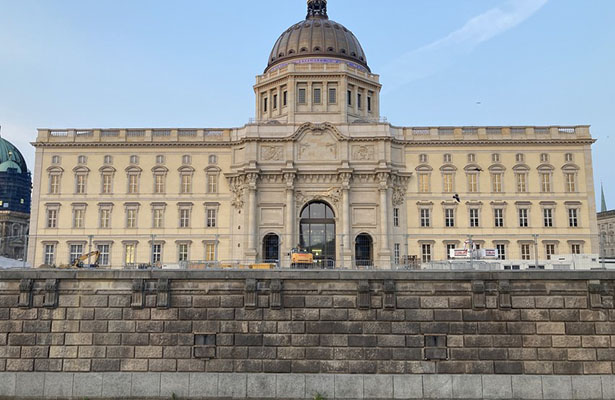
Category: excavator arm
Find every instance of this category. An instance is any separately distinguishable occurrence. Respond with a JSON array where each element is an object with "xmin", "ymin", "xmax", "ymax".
[{"xmin": 71, "ymin": 251, "xmax": 100, "ymax": 268}]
